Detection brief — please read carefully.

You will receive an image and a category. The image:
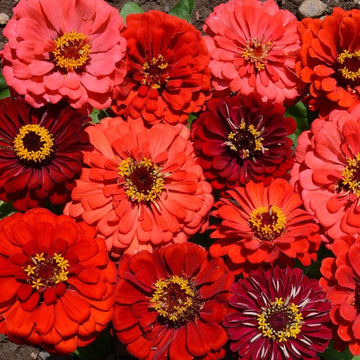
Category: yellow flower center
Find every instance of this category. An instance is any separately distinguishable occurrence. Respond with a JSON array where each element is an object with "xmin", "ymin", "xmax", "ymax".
[
  {"xmin": 118, "ymin": 157, "xmax": 165, "ymax": 203},
  {"xmin": 13, "ymin": 124, "xmax": 54, "ymax": 164},
  {"xmin": 257, "ymin": 297, "xmax": 303, "ymax": 343},
  {"xmin": 149, "ymin": 275, "xmax": 202, "ymax": 325},
  {"xmin": 141, "ymin": 54, "xmax": 169, "ymax": 89},
  {"xmin": 249, "ymin": 205, "xmax": 287, "ymax": 240},
  {"xmin": 52, "ymin": 31, "xmax": 91, "ymax": 72},
  {"xmin": 340, "ymin": 154, "xmax": 360, "ymax": 197},
  {"xmin": 224, "ymin": 122, "xmax": 264, "ymax": 159},
  {"xmin": 242, "ymin": 38, "xmax": 272, "ymax": 72},
  {"xmin": 23, "ymin": 252, "xmax": 69, "ymax": 290}
]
